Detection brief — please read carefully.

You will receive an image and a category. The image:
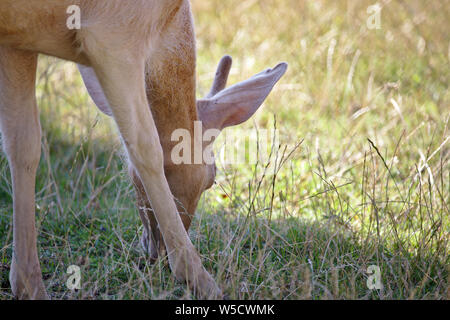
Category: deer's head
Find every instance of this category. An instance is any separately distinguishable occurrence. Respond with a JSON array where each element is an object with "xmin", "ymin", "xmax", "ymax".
[
  {"xmin": 158, "ymin": 56, "xmax": 287, "ymax": 228},
  {"xmin": 78, "ymin": 56, "xmax": 287, "ymax": 229},
  {"xmin": 195, "ymin": 56, "xmax": 287, "ymax": 192}
]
